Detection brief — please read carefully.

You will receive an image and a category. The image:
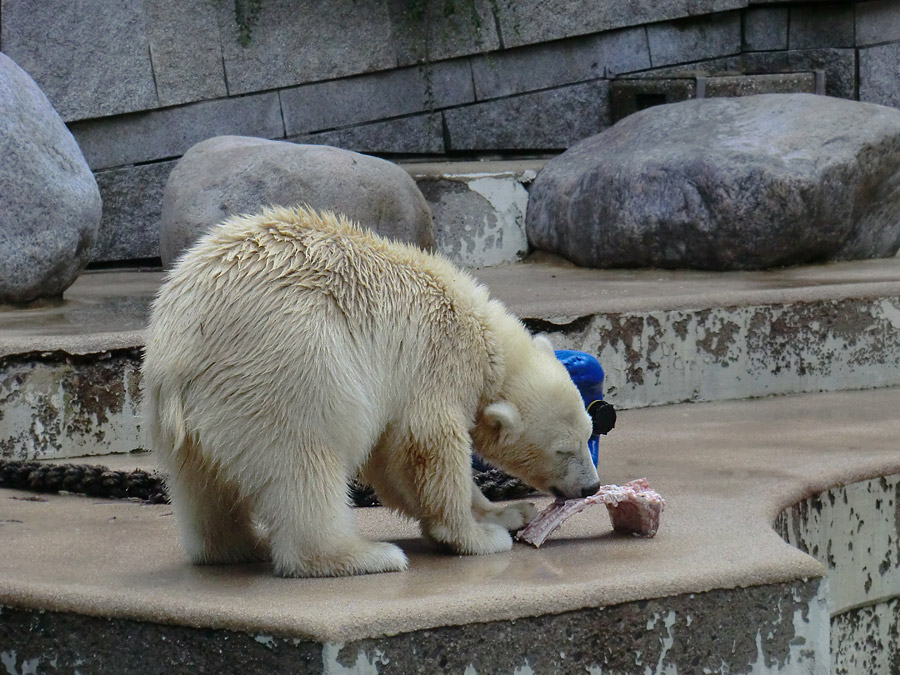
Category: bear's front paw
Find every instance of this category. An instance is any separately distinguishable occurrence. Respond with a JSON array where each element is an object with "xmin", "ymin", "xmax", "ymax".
[
  {"xmin": 427, "ymin": 521, "xmax": 513, "ymax": 556},
  {"xmin": 479, "ymin": 501, "xmax": 538, "ymax": 531}
]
